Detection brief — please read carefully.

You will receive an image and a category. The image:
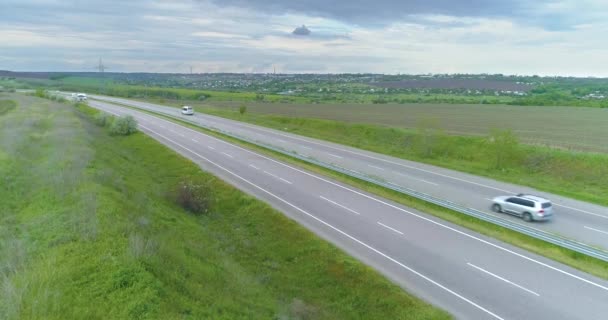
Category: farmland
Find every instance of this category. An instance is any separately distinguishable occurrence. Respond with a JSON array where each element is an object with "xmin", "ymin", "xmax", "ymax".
[
  {"xmin": 371, "ymin": 78, "xmax": 532, "ymax": 92},
  {"xmin": 205, "ymin": 101, "xmax": 608, "ymax": 153}
]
